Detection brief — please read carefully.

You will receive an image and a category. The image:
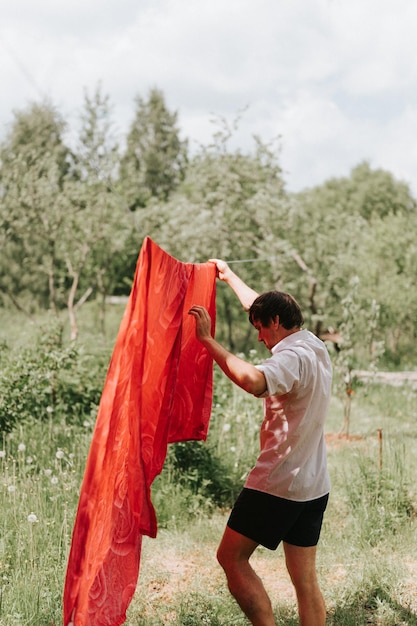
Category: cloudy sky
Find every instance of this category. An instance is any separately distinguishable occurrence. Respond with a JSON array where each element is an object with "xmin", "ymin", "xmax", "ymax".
[{"xmin": 1, "ymin": 0, "xmax": 416, "ymax": 194}]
